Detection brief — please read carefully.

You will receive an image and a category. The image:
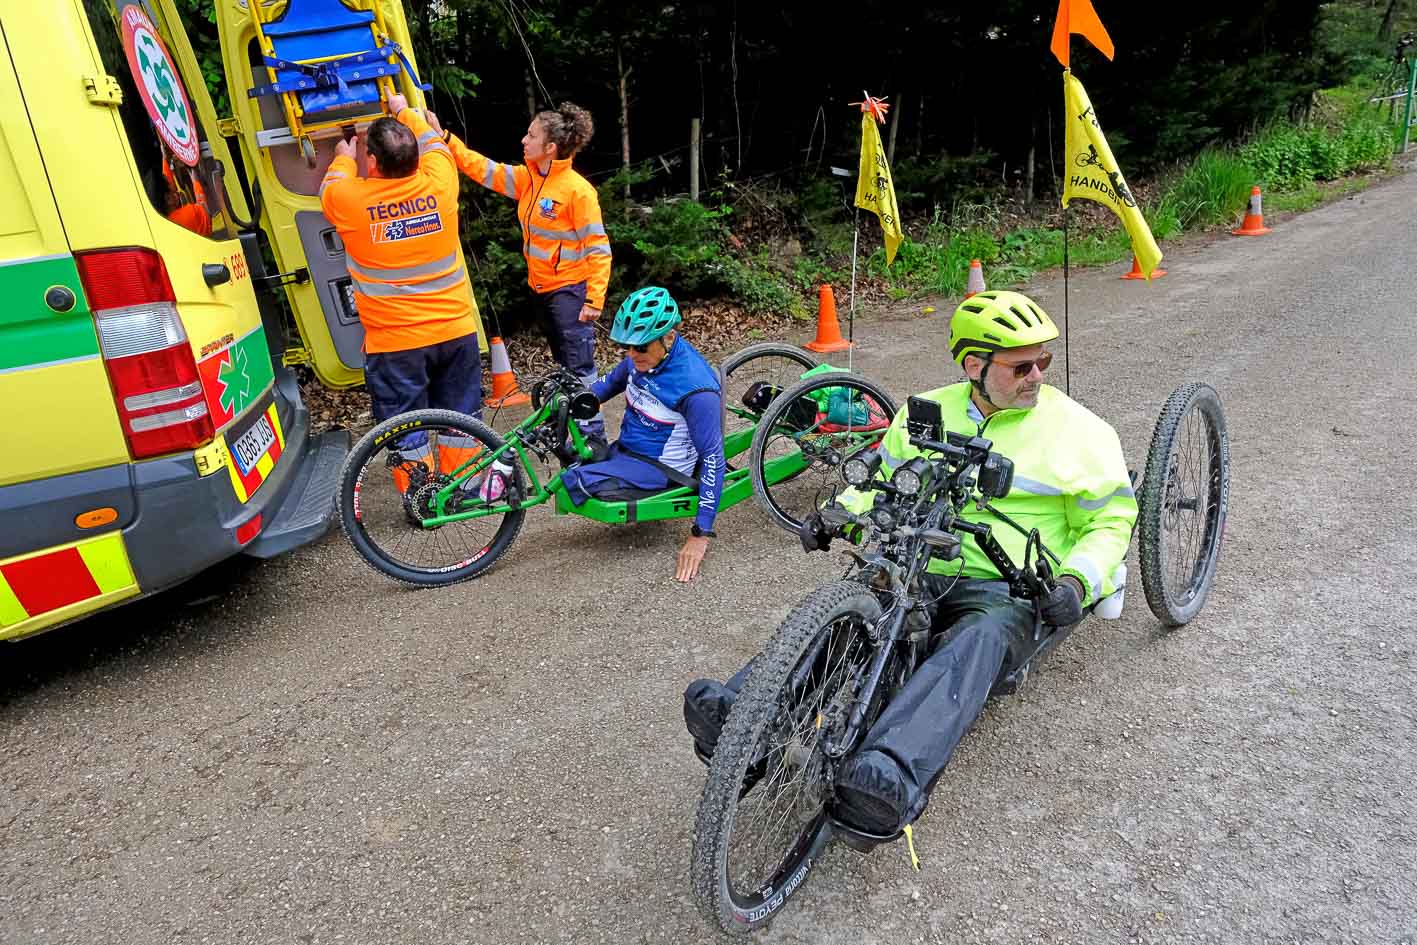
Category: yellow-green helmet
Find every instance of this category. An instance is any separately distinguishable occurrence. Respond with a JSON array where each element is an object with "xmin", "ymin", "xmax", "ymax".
[{"xmin": 949, "ymin": 290, "xmax": 1059, "ymax": 366}]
